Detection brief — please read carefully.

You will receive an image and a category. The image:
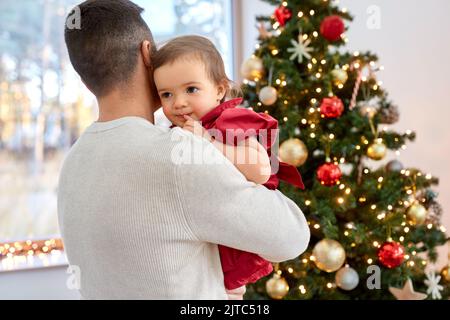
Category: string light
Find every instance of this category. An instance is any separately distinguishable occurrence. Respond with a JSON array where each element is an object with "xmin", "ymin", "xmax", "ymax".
[
  {"xmin": 313, "ymin": 31, "xmax": 319, "ymax": 37},
  {"xmin": 337, "ymin": 198, "xmax": 344, "ymax": 204},
  {"xmin": 298, "ymin": 11, "xmax": 304, "ymax": 18},
  {"xmin": 367, "ymin": 258, "xmax": 373, "ymax": 264},
  {"xmin": 288, "ymin": 267, "xmax": 294, "ymax": 273},
  {"xmin": 310, "ymin": 10, "xmax": 315, "ymax": 16},
  {"xmin": 305, "ymin": 200, "xmax": 311, "ymax": 206},
  {"xmin": 299, "ymin": 285, "xmax": 307, "ymax": 294},
  {"xmin": 314, "ymin": 224, "xmax": 320, "ymax": 229},
  {"xmin": 271, "ymin": 49, "xmax": 279, "ymax": 56},
  {"xmin": 388, "ymin": 205, "xmax": 393, "ymax": 210},
  {"xmin": 326, "ymin": 282, "xmax": 333, "ymax": 289}
]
